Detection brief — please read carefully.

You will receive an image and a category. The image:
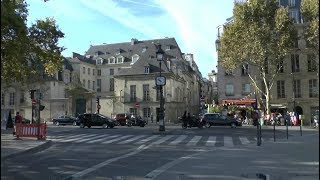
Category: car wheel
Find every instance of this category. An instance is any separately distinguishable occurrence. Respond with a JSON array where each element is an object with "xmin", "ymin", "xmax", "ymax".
[
  {"xmin": 109, "ymin": 124, "xmax": 114, "ymax": 128},
  {"xmin": 231, "ymin": 123, "xmax": 236, "ymax": 128},
  {"xmin": 103, "ymin": 123, "xmax": 108, "ymax": 128},
  {"xmin": 80, "ymin": 123, "xmax": 85, "ymax": 128},
  {"xmin": 56, "ymin": 122, "xmax": 60, "ymax": 126},
  {"xmin": 87, "ymin": 125, "xmax": 91, "ymax": 128},
  {"xmin": 205, "ymin": 122, "xmax": 210, "ymax": 128}
]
